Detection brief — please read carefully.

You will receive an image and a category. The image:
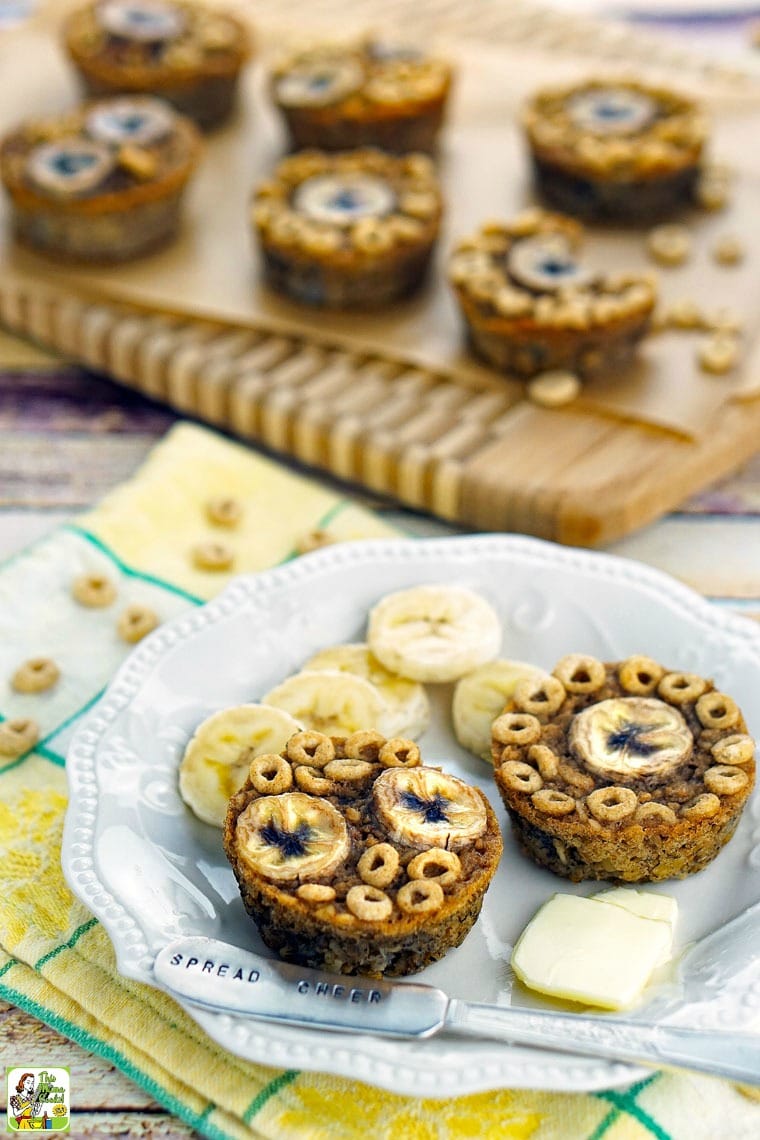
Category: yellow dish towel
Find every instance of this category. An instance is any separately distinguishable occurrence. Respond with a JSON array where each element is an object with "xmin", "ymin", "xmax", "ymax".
[{"xmin": 1, "ymin": 422, "xmax": 758, "ymax": 1140}]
